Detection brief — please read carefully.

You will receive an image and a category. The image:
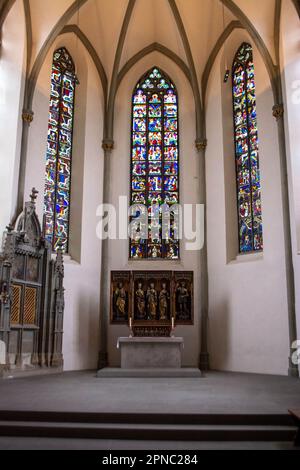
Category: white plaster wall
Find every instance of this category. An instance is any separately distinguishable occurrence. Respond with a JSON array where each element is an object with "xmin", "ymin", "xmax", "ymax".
[
  {"xmin": 206, "ymin": 30, "xmax": 290, "ymax": 375},
  {"xmin": 2, "ymin": 0, "xmax": 297, "ymax": 374},
  {"xmin": 24, "ymin": 34, "xmax": 104, "ymax": 371},
  {"xmin": 281, "ymin": 0, "xmax": 300, "ymax": 344},
  {"xmin": 107, "ymin": 52, "xmax": 201, "ymax": 367},
  {"xmin": 0, "ymin": 0, "xmax": 26, "ymax": 234}
]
